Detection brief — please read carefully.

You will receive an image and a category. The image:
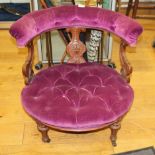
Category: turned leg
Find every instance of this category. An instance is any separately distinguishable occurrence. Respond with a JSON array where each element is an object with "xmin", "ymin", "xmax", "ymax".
[
  {"xmin": 110, "ymin": 122, "xmax": 121, "ymax": 147},
  {"xmin": 37, "ymin": 122, "xmax": 51, "ymax": 143}
]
